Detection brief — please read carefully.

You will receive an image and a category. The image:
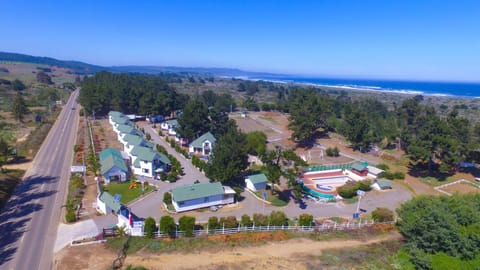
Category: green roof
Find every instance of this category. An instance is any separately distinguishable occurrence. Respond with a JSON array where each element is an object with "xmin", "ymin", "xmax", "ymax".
[
  {"xmin": 109, "ymin": 111, "xmax": 124, "ymax": 118},
  {"xmin": 351, "ymin": 163, "xmax": 368, "ymax": 171},
  {"xmin": 172, "ymin": 182, "xmax": 224, "ymax": 202},
  {"xmin": 117, "ymin": 124, "xmax": 136, "ymax": 134},
  {"xmin": 99, "ymin": 148, "xmax": 122, "ymax": 161},
  {"xmin": 190, "ymin": 132, "xmax": 216, "ymax": 148},
  {"xmin": 131, "ymin": 146, "xmax": 171, "ymax": 164},
  {"xmin": 378, "ymin": 179, "xmax": 392, "ymax": 188},
  {"xmin": 247, "ymin": 173, "xmax": 268, "ymax": 184},
  {"xmin": 165, "ymin": 119, "xmax": 178, "ymax": 127},
  {"xmin": 123, "ymin": 134, "xmax": 145, "ymax": 146},
  {"xmin": 99, "ymin": 191, "xmax": 122, "ymax": 213},
  {"xmin": 100, "ymin": 154, "xmax": 128, "ymax": 175},
  {"xmin": 112, "ymin": 115, "xmax": 130, "ymax": 125}
]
